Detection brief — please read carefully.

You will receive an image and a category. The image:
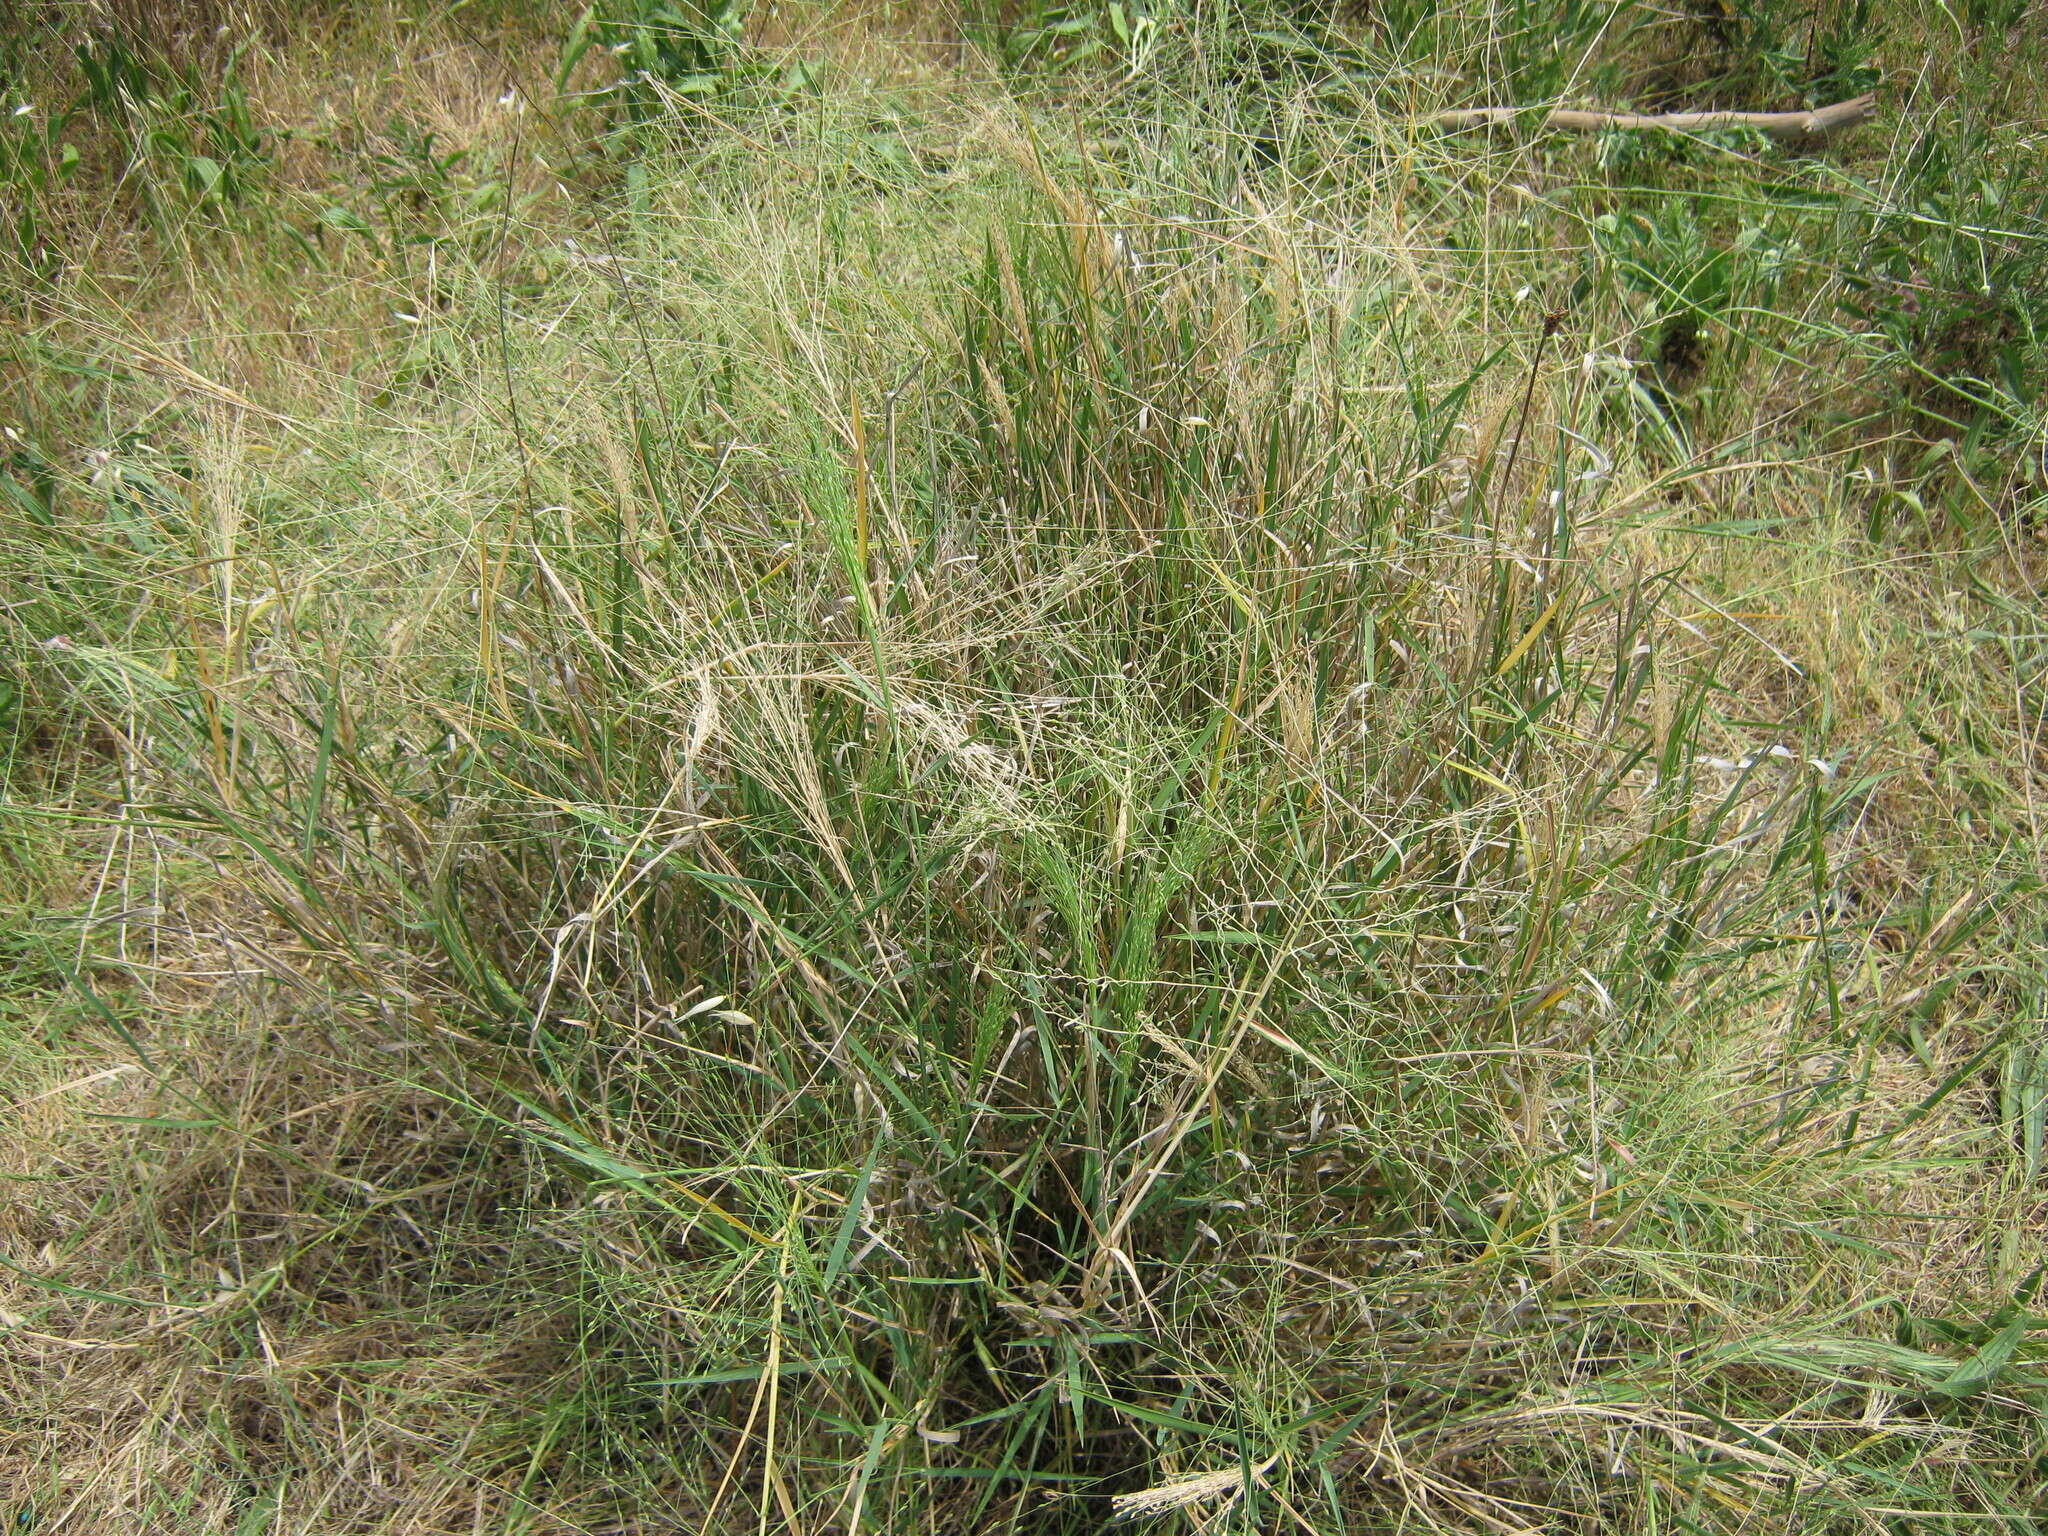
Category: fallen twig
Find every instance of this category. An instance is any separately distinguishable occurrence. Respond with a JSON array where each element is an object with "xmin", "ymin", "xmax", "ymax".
[{"xmin": 1432, "ymin": 93, "xmax": 1877, "ymax": 147}]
